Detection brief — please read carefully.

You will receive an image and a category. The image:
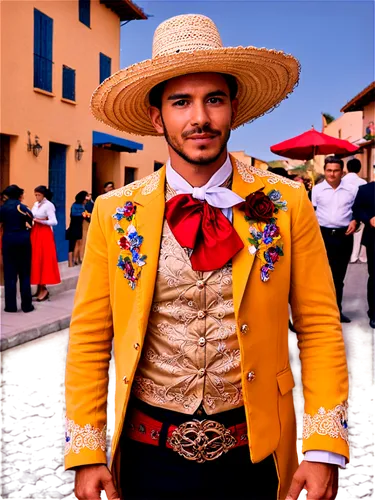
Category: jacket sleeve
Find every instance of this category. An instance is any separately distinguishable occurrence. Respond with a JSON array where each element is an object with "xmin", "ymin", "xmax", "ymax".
[
  {"xmin": 352, "ymin": 187, "xmax": 371, "ymax": 225},
  {"xmin": 65, "ymin": 196, "xmax": 113, "ymax": 469},
  {"xmin": 289, "ymin": 188, "xmax": 349, "ymax": 462}
]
